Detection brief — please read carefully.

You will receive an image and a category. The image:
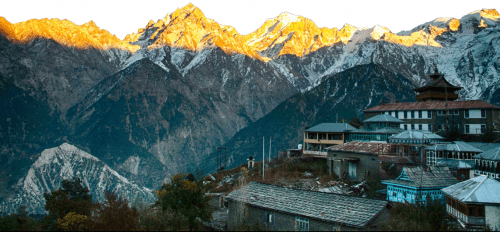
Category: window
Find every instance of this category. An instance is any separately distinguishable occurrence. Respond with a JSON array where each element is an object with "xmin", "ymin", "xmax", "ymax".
[
  {"xmin": 267, "ymin": 213, "xmax": 273, "ymax": 223},
  {"xmin": 465, "ymin": 125, "xmax": 470, "ymax": 134},
  {"xmin": 454, "ymin": 110, "xmax": 459, "ymax": 115},
  {"xmin": 411, "ymin": 124, "xmax": 415, "ymax": 130},
  {"xmin": 437, "ymin": 110, "xmax": 444, "ymax": 116},
  {"xmin": 404, "ymin": 125, "xmax": 408, "ymax": 130},
  {"xmin": 419, "ymin": 110, "xmax": 422, "ymax": 118},
  {"xmin": 428, "ymin": 111, "xmax": 432, "ymax": 119},
  {"xmin": 404, "ymin": 111, "xmax": 408, "ymax": 119},
  {"xmin": 296, "ymin": 216, "xmax": 309, "ymax": 231},
  {"xmin": 481, "ymin": 125, "xmax": 486, "ymax": 134},
  {"xmin": 429, "ymin": 124, "xmax": 432, "ymax": 132},
  {"xmin": 454, "ymin": 124, "xmax": 459, "ymax": 130},
  {"xmin": 481, "ymin": 109, "xmax": 486, "ymax": 118},
  {"xmin": 419, "ymin": 124, "xmax": 422, "ymax": 130},
  {"xmin": 411, "ymin": 111, "xmax": 415, "ymax": 119},
  {"xmin": 465, "ymin": 110, "xmax": 469, "ymax": 118}
]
